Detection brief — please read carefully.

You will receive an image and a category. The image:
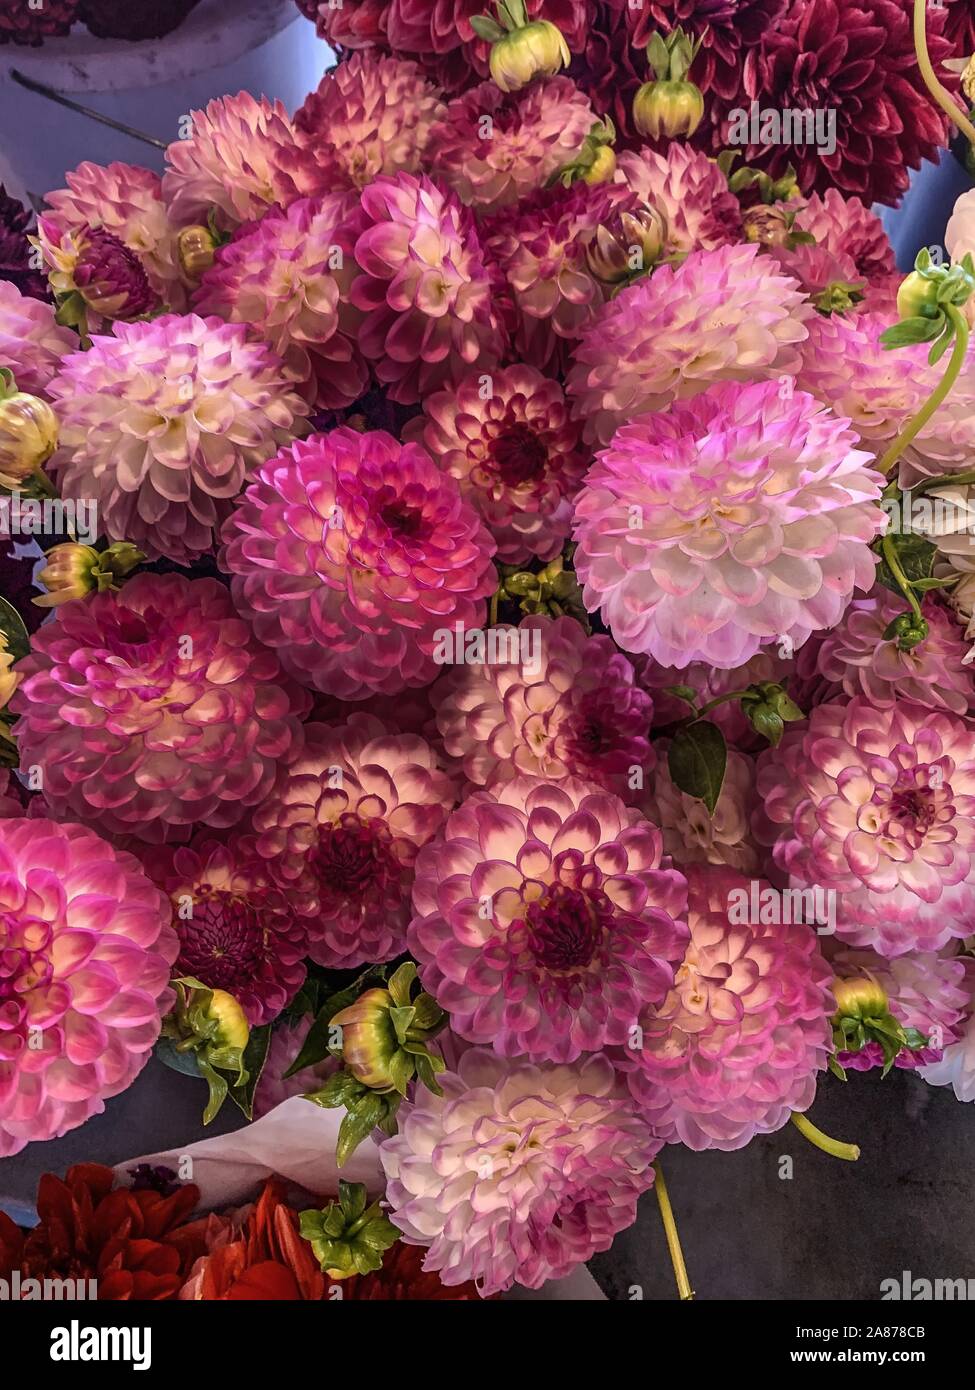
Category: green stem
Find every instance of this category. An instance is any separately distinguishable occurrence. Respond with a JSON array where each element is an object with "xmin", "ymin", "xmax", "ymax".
[
  {"xmin": 488, "ymin": 588, "xmax": 499, "ymax": 627},
  {"xmin": 908, "ymin": 468, "xmax": 975, "ymax": 498},
  {"xmin": 31, "ymin": 467, "xmax": 57, "ymax": 499},
  {"xmin": 878, "ymin": 306, "xmax": 970, "ymax": 478},
  {"xmin": 653, "ymin": 1160, "xmax": 694, "ymax": 1300},
  {"xmin": 791, "ymin": 1112, "xmax": 860, "ymax": 1162},
  {"xmin": 881, "ymin": 534, "xmax": 924, "ymax": 623},
  {"xmin": 696, "ymin": 689, "xmax": 752, "ymax": 718},
  {"xmin": 914, "ymin": 0, "xmax": 975, "ymax": 150}
]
